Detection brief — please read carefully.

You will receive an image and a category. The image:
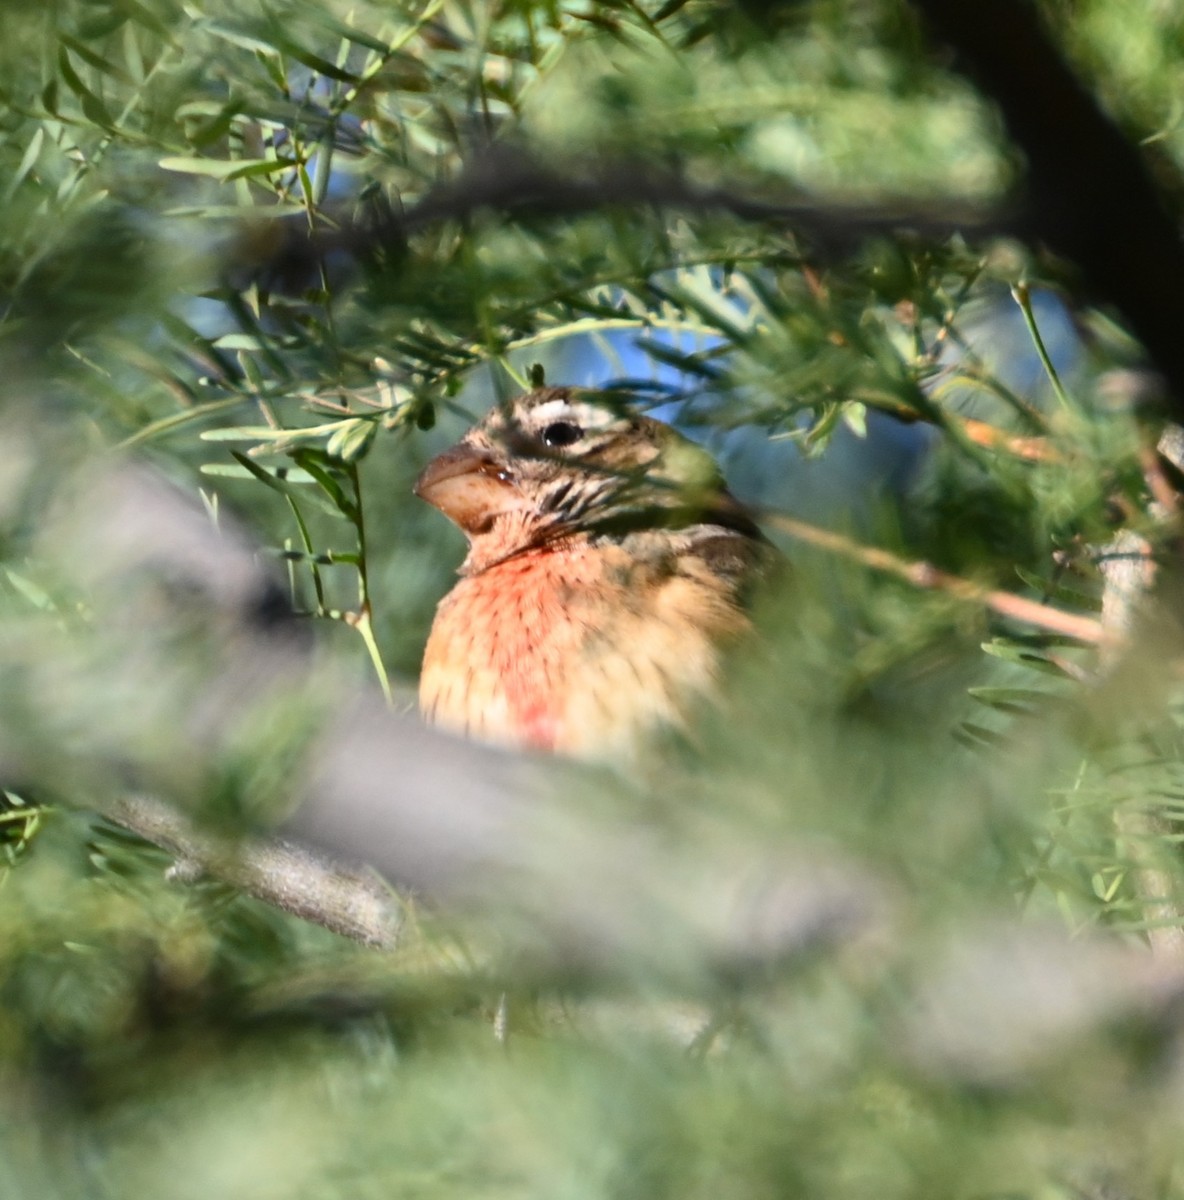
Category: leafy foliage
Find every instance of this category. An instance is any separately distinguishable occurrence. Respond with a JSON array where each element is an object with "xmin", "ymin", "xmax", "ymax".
[{"xmin": 1, "ymin": 1, "xmax": 1184, "ymax": 1198}]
